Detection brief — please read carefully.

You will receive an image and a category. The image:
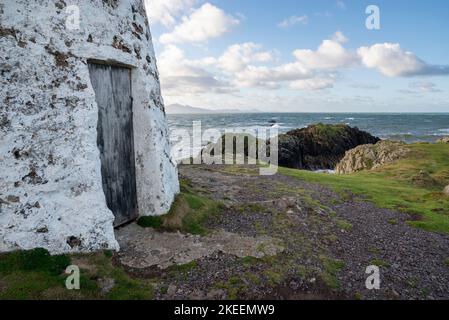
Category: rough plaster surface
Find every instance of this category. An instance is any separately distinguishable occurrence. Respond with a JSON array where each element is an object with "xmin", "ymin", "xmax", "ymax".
[
  {"xmin": 0, "ymin": 0, "xmax": 179, "ymax": 254},
  {"xmin": 116, "ymin": 224, "xmax": 285, "ymax": 270}
]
